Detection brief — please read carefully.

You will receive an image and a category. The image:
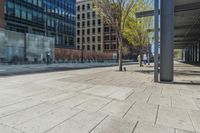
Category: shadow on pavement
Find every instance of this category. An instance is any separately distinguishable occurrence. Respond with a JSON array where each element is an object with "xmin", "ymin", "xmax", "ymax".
[{"xmin": 173, "ymin": 81, "xmax": 200, "ymax": 86}]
